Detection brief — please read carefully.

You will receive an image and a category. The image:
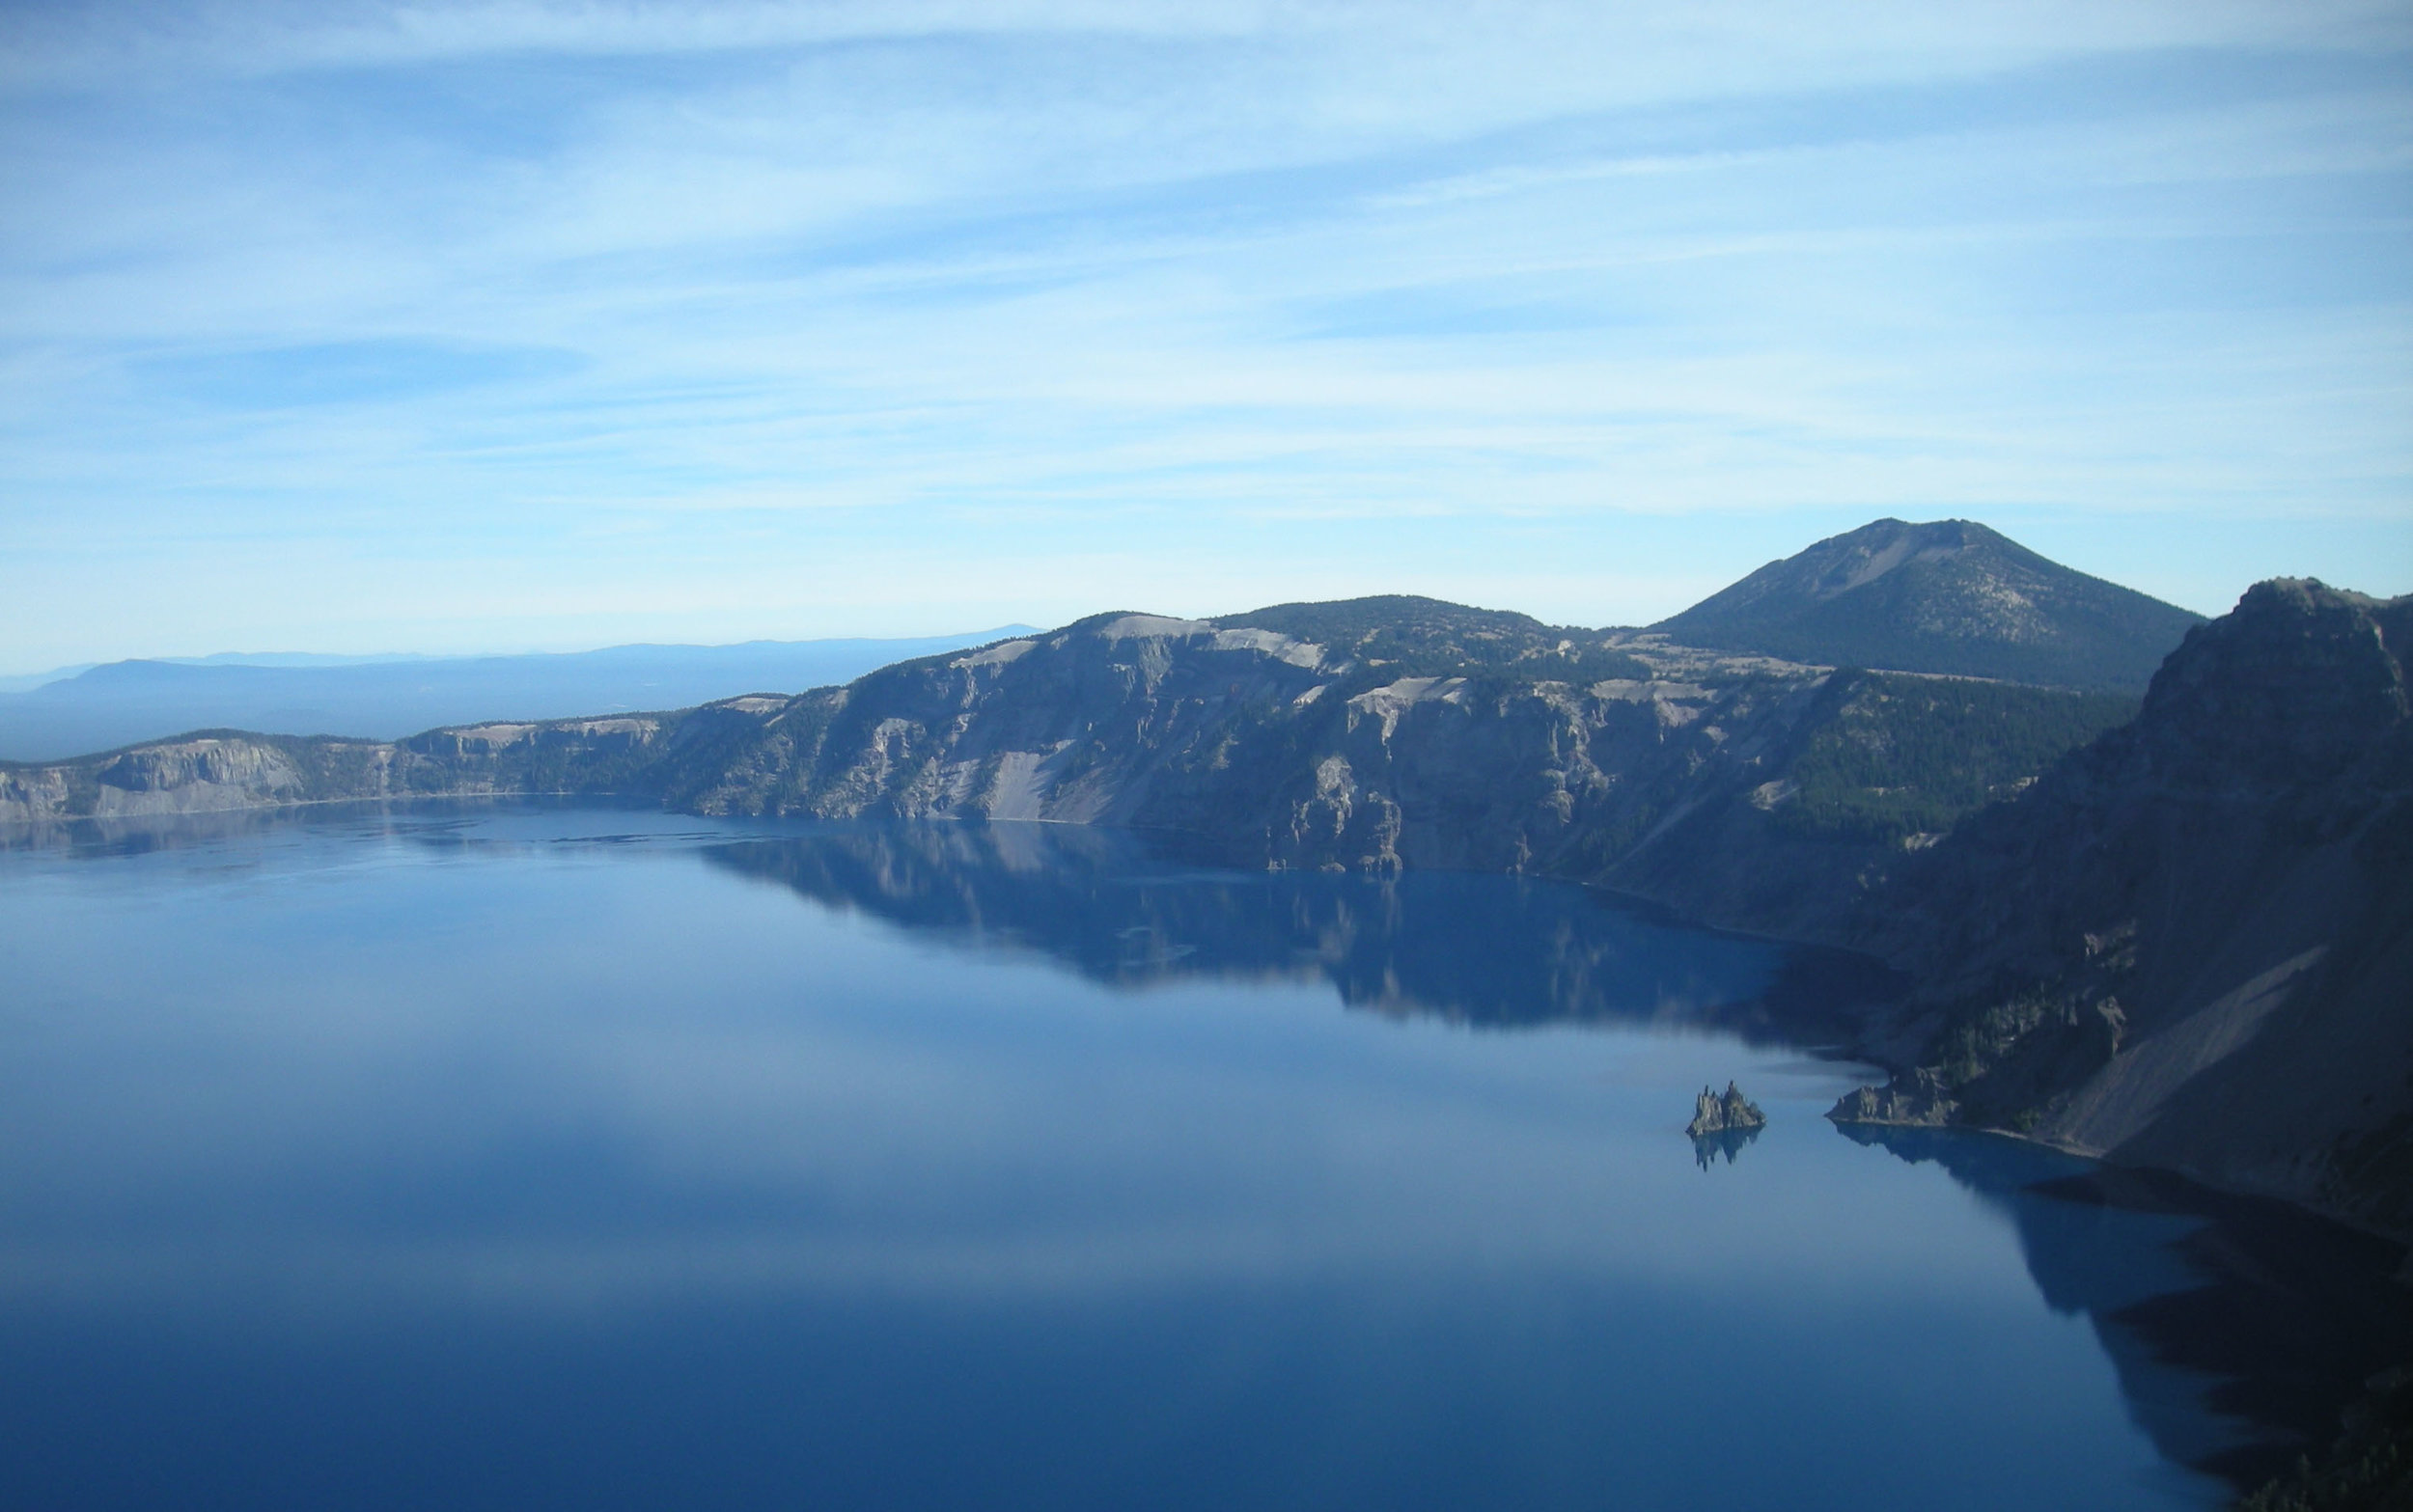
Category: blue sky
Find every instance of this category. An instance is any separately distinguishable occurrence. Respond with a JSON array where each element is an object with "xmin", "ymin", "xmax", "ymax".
[{"xmin": 2, "ymin": 0, "xmax": 2408, "ymax": 670}]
